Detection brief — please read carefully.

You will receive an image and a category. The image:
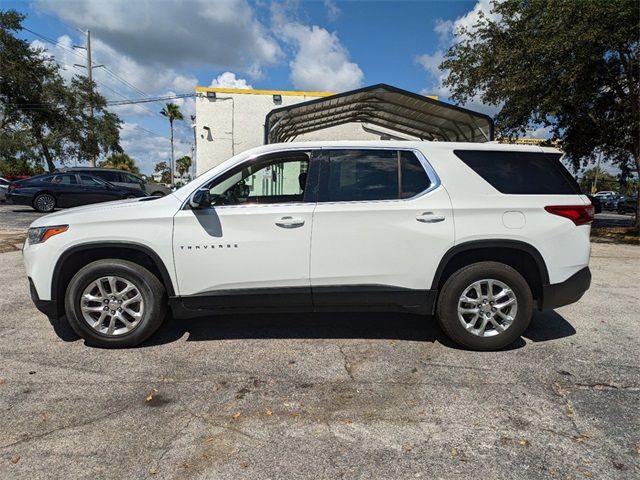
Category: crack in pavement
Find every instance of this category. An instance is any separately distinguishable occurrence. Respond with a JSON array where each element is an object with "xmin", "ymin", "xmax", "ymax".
[
  {"xmin": 0, "ymin": 404, "xmax": 132, "ymax": 449},
  {"xmin": 337, "ymin": 345, "xmax": 355, "ymax": 381}
]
